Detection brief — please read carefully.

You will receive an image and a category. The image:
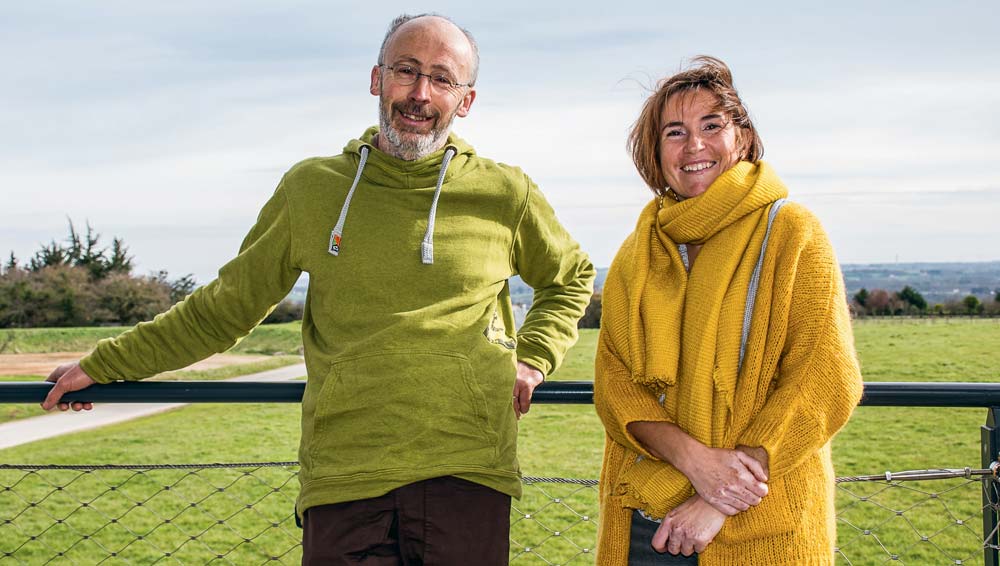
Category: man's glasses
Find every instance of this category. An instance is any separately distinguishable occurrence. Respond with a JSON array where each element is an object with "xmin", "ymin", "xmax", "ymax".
[{"xmin": 379, "ymin": 64, "xmax": 471, "ymax": 93}]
